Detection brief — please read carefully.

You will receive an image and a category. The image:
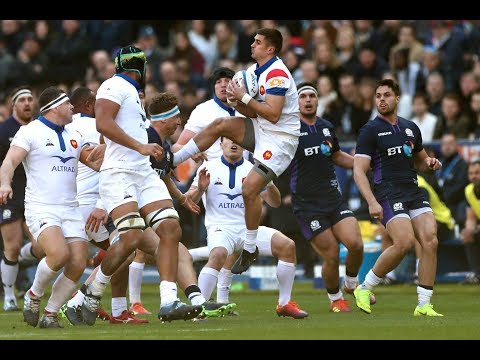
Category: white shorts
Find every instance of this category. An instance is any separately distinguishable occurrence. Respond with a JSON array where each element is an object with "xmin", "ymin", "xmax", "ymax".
[
  {"xmin": 99, "ymin": 167, "xmax": 171, "ymax": 214},
  {"xmin": 252, "ymin": 120, "xmax": 298, "ymax": 177},
  {"xmin": 206, "ymin": 224, "xmax": 277, "ymax": 256},
  {"xmin": 79, "ymin": 203, "xmax": 110, "ymax": 243},
  {"xmin": 25, "ymin": 204, "xmax": 87, "ymax": 243}
]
